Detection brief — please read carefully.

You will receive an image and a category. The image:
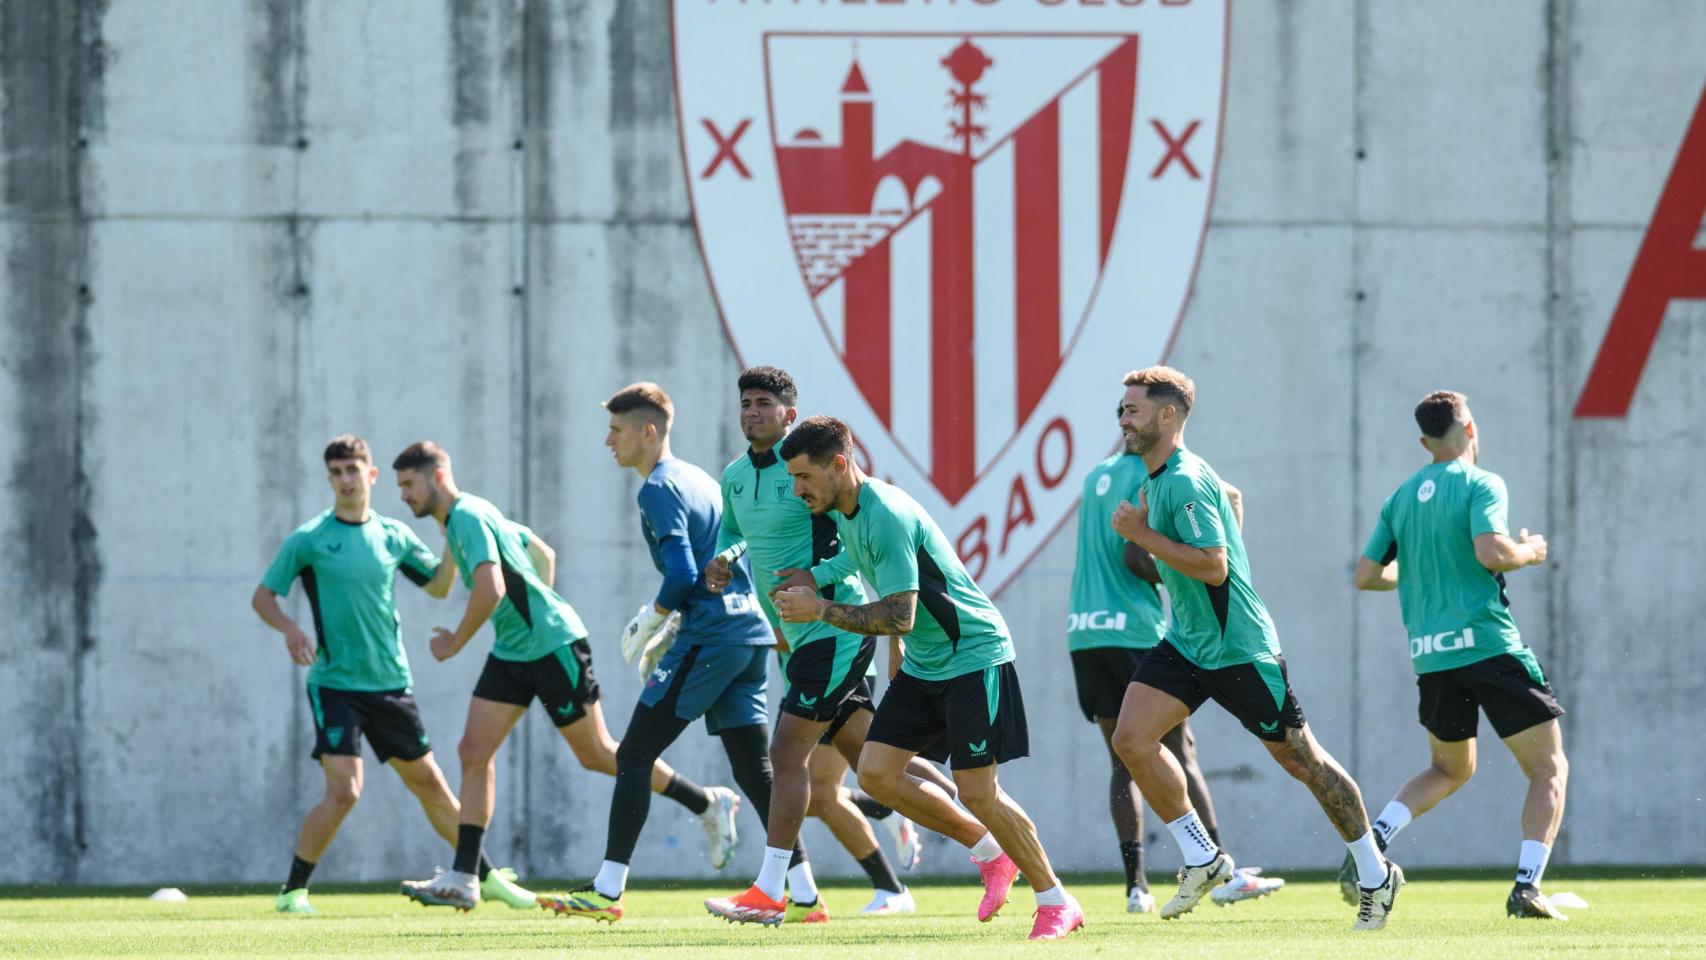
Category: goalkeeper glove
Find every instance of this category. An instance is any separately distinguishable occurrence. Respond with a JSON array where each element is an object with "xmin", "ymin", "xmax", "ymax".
[
  {"xmin": 636, "ymin": 611, "xmax": 681, "ymax": 679},
  {"xmin": 620, "ymin": 603, "xmax": 670, "ymax": 663}
]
